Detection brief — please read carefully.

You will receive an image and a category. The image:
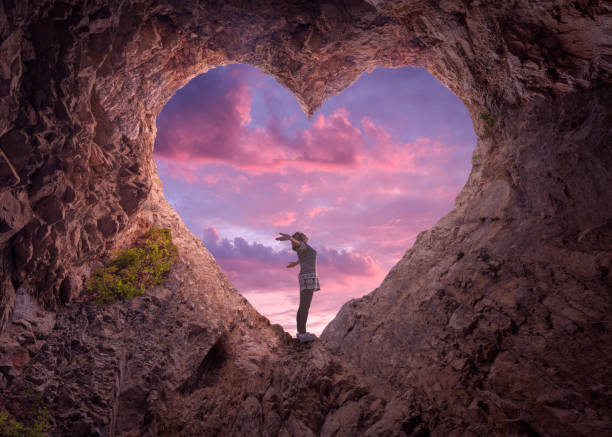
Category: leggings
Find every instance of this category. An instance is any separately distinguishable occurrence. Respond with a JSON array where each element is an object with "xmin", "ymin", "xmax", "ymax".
[{"xmin": 297, "ymin": 289, "xmax": 314, "ymax": 334}]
